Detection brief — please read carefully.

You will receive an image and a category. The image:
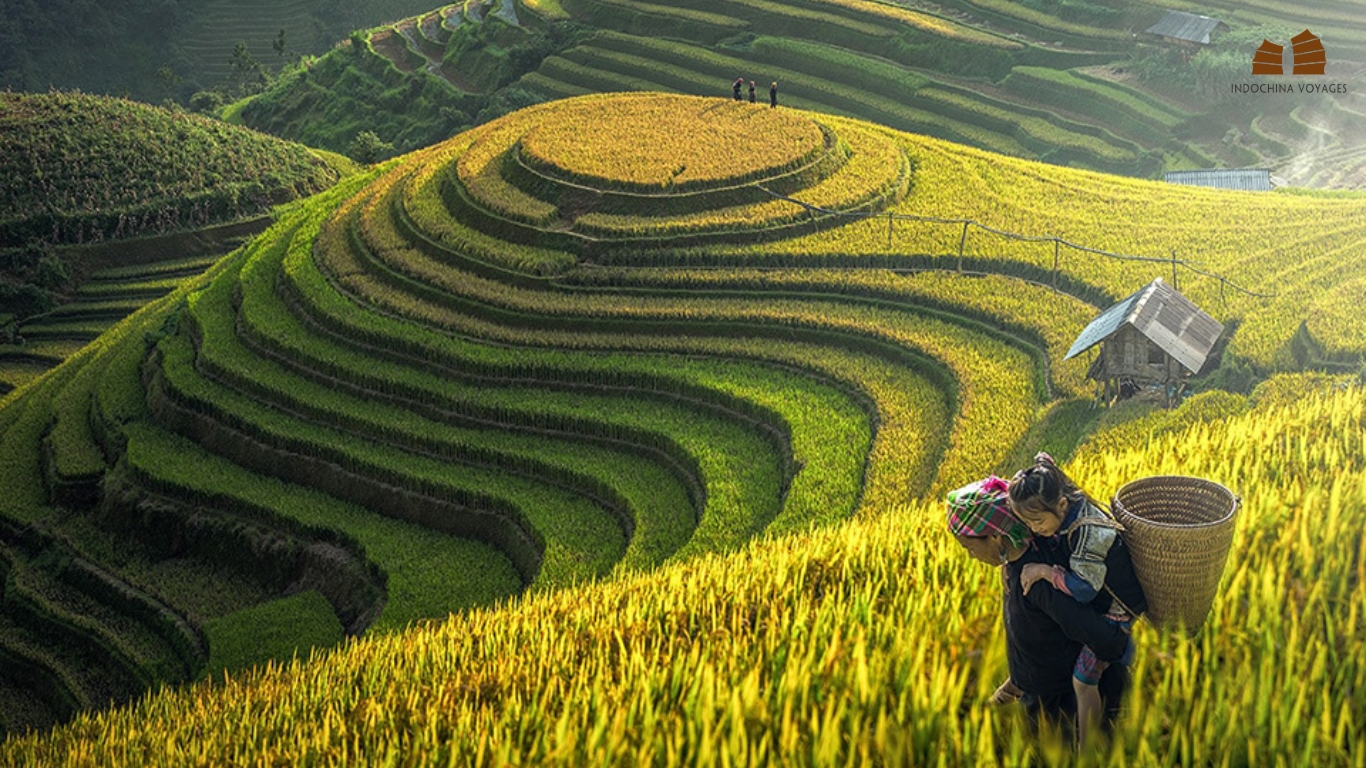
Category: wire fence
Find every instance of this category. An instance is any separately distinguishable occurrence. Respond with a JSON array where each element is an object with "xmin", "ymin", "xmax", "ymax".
[{"xmin": 757, "ymin": 186, "xmax": 1278, "ymax": 304}]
